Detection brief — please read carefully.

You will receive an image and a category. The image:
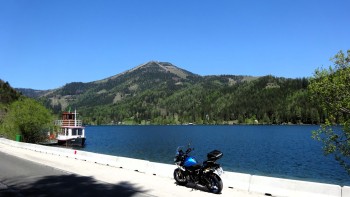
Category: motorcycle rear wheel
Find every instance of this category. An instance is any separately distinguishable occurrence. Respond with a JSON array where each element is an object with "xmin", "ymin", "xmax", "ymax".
[
  {"xmin": 206, "ymin": 174, "xmax": 223, "ymax": 194},
  {"xmin": 173, "ymin": 168, "xmax": 188, "ymax": 186}
]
